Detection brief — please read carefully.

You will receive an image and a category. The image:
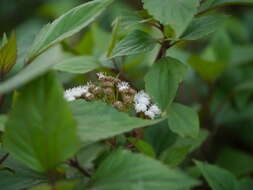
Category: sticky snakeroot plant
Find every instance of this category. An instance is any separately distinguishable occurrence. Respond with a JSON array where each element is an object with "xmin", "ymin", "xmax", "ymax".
[{"xmin": 0, "ymin": 0, "xmax": 252, "ymax": 190}]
